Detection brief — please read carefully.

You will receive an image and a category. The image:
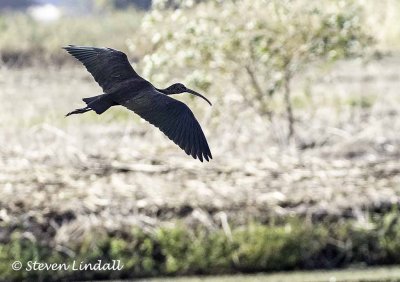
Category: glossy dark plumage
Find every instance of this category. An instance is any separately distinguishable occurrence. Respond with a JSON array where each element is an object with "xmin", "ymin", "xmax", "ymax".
[{"xmin": 64, "ymin": 45, "xmax": 212, "ymax": 162}]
